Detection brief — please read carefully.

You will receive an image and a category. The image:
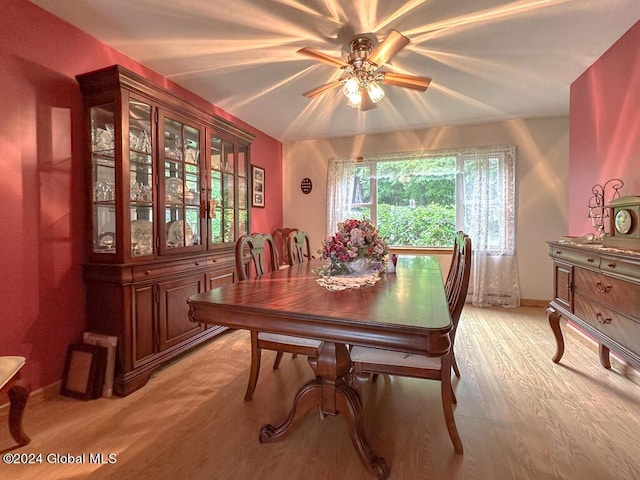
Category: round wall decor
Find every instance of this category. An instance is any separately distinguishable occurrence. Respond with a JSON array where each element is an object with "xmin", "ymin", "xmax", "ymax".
[{"xmin": 301, "ymin": 177, "xmax": 313, "ymax": 194}]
